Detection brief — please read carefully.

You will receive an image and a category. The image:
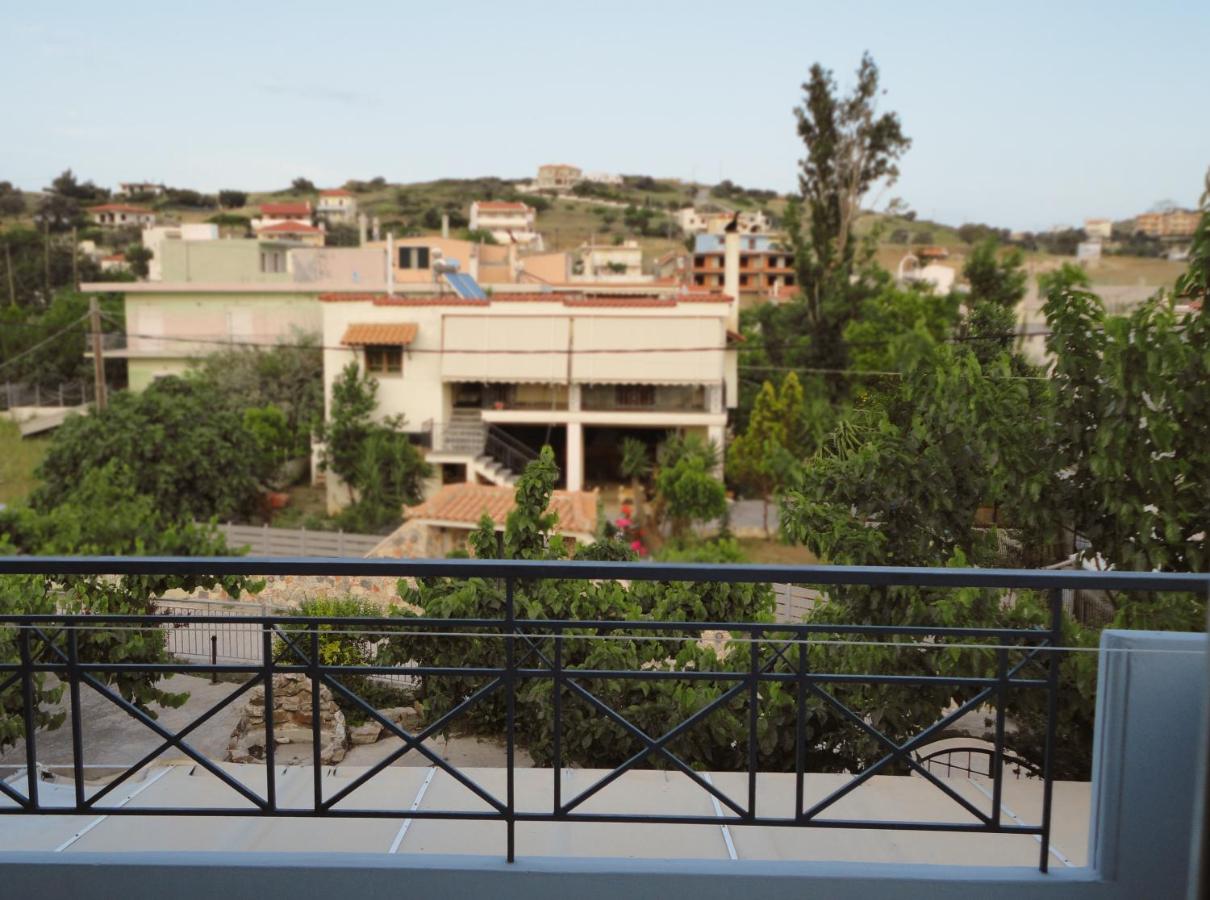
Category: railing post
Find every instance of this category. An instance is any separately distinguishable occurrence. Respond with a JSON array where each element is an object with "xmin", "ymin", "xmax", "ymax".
[
  {"xmin": 795, "ymin": 636, "xmax": 806, "ymax": 821},
  {"xmin": 310, "ymin": 626, "xmax": 322, "ymax": 812},
  {"xmin": 505, "ymin": 575, "xmax": 516, "ymax": 862},
  {"xmin": 262, "ymin": 622, "xmax": 276, "ymax": 812},
  {"xmin": 991, "ymin": 645, "xmax": 1008, "ymax": 826},
  {"xmin": 68, "ymin": 626, "xmax": 85, "ymax": 808},
  {"xmin": 19, "ymin": 627, "xmax": 39, "ymax": 810},
  {"xmin": 553, "ymin": 625, "xmax": 562, "ymax": 815},
  {"xmin": 210, "ymin": 635, "xmax": 218, "ymax": 685},
  {"xmin": 748, "ymin": 626, "xmax": 761, "ymax": 820},
  {"xmin": 1039, "ymin": 588, "xmax": 1063, "ymax": 871}
]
